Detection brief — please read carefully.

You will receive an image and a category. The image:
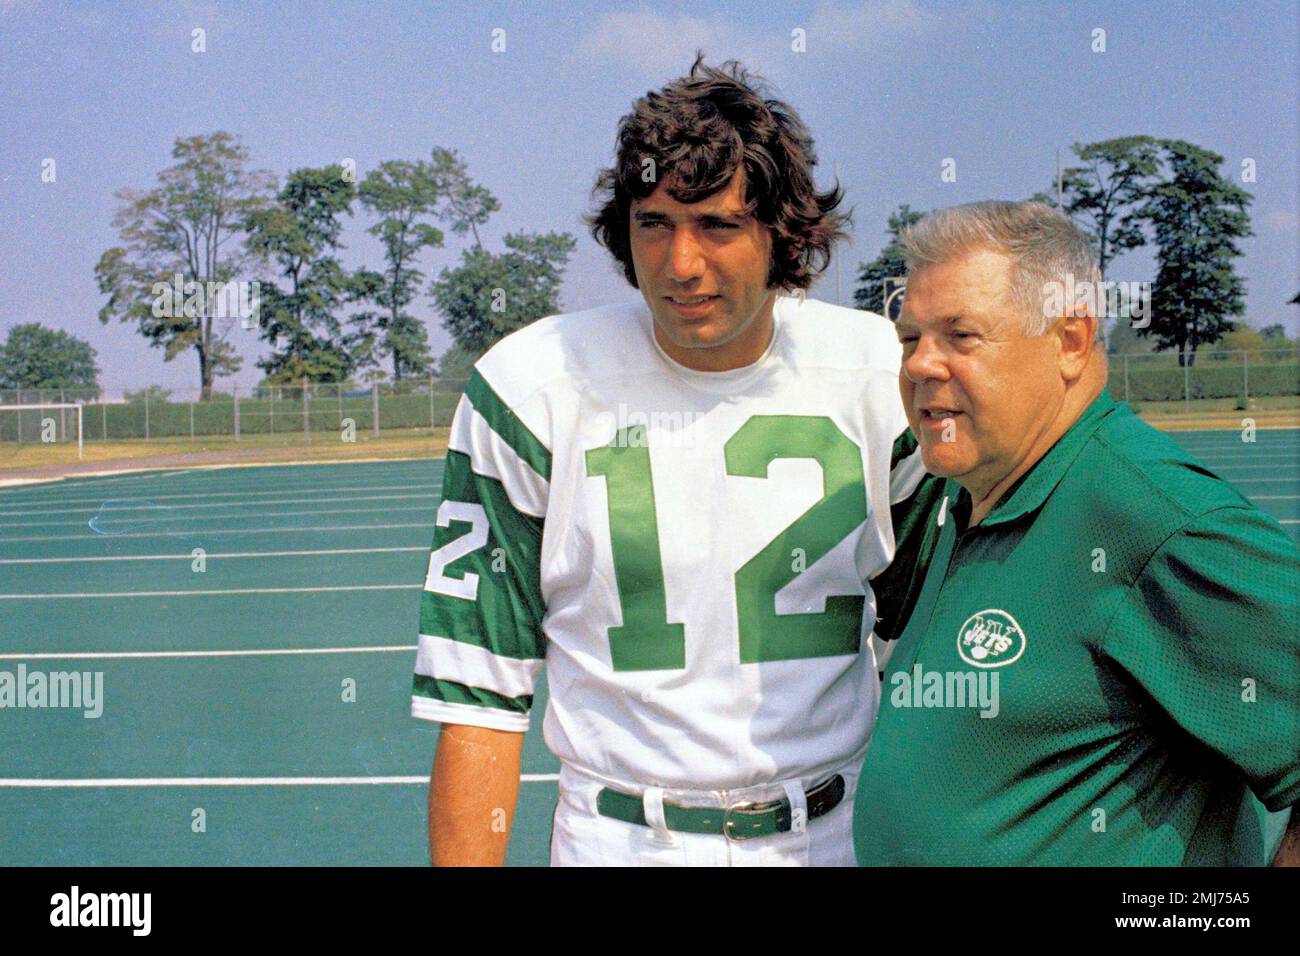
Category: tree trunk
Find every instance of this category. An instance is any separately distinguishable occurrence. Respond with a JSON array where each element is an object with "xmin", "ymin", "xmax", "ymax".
[{"xmin": 199, "ymin": 345, "xmax": 212, "ymax": 401}]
